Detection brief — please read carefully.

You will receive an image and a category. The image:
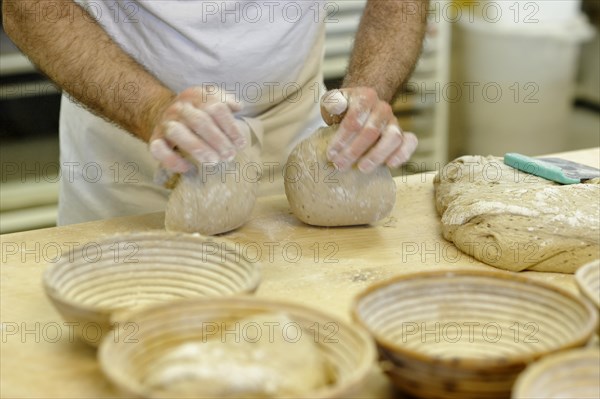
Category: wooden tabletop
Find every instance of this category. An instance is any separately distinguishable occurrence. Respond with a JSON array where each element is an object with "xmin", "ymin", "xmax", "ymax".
[{"xmin": 1, "ymin": 147, "xmax": 598, "ymax": 398}]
